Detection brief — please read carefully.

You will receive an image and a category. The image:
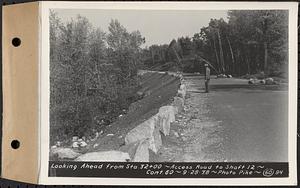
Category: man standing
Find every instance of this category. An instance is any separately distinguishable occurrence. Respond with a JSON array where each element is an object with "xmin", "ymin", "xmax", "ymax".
[{"xmin": 204, "ymin": 63, "xmax": 210, "ymax": 93}]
